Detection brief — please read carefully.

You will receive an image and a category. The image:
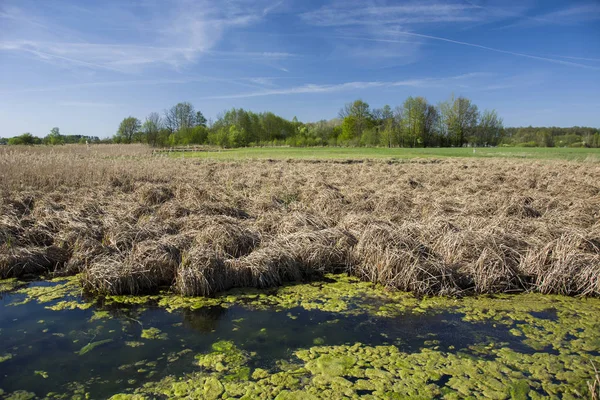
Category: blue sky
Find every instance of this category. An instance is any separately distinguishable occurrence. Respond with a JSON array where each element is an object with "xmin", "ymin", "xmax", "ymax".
[{"xmin": 1, "ymin": 0, "xmax": 599, "ymax": 138}]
